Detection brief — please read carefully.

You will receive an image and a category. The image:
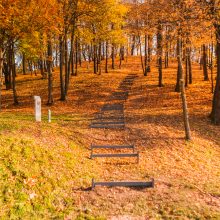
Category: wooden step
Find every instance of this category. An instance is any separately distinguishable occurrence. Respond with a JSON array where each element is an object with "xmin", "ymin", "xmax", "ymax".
[
  {"xmin": 90, "ymin": 152, "xmax": 139, "ymax": 163},
  {"xmin": 102, "ymin": 104, "xmax": 124, "ymax": 111},
  {"xmin": 92, "ymin": 179, "xmax": 154, "ymax": 190},
  {"xmin": 91, "ymin": 145, "xmax": 134, "ymax": 150}
]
